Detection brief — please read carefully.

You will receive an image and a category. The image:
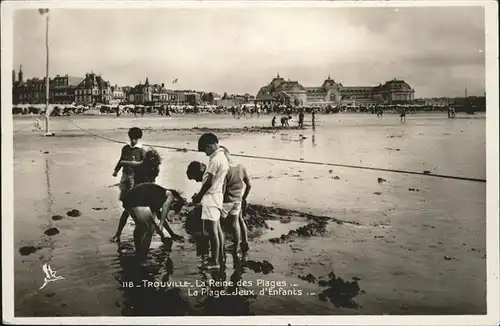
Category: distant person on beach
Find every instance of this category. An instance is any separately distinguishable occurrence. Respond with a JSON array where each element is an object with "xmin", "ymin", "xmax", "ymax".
[
  {"xmin": 111, "ymin": 127, "xmax": 147, "ymax": 242},
  {"xmin": 192, "ymin": 133, "xmax": 229, "ymax": 270},
  {"xmin": 121, "ymin": 183, "xmax": 186, "ymax": 263},
  {"xmin": 400, "ymin": 109, "xmax": 406, "ymax": 122},
  {"xmin": 33, "ymin": 117, "xmax": 42, "ymax": 131},
  {"xmin": 451, "ymin": 107, "xmax": 456, "ymax": 118},
  {"xmin": 281, "ymin": 116, "xmax": 291, "ymax": 127},
  {"xmin": 311, "ymin": 110, "xmax": 316, "ymax": 128},
  {"xmin": 298, "ymin": 111, "xmax": 304, "ymax": 128},
  {"xmin": 447, "ymin": 107, "xmax": 452, "ymax": 119},
  {"xmin": 272, "ymin": 116, "xmax": 276, "ymax": 127}
]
